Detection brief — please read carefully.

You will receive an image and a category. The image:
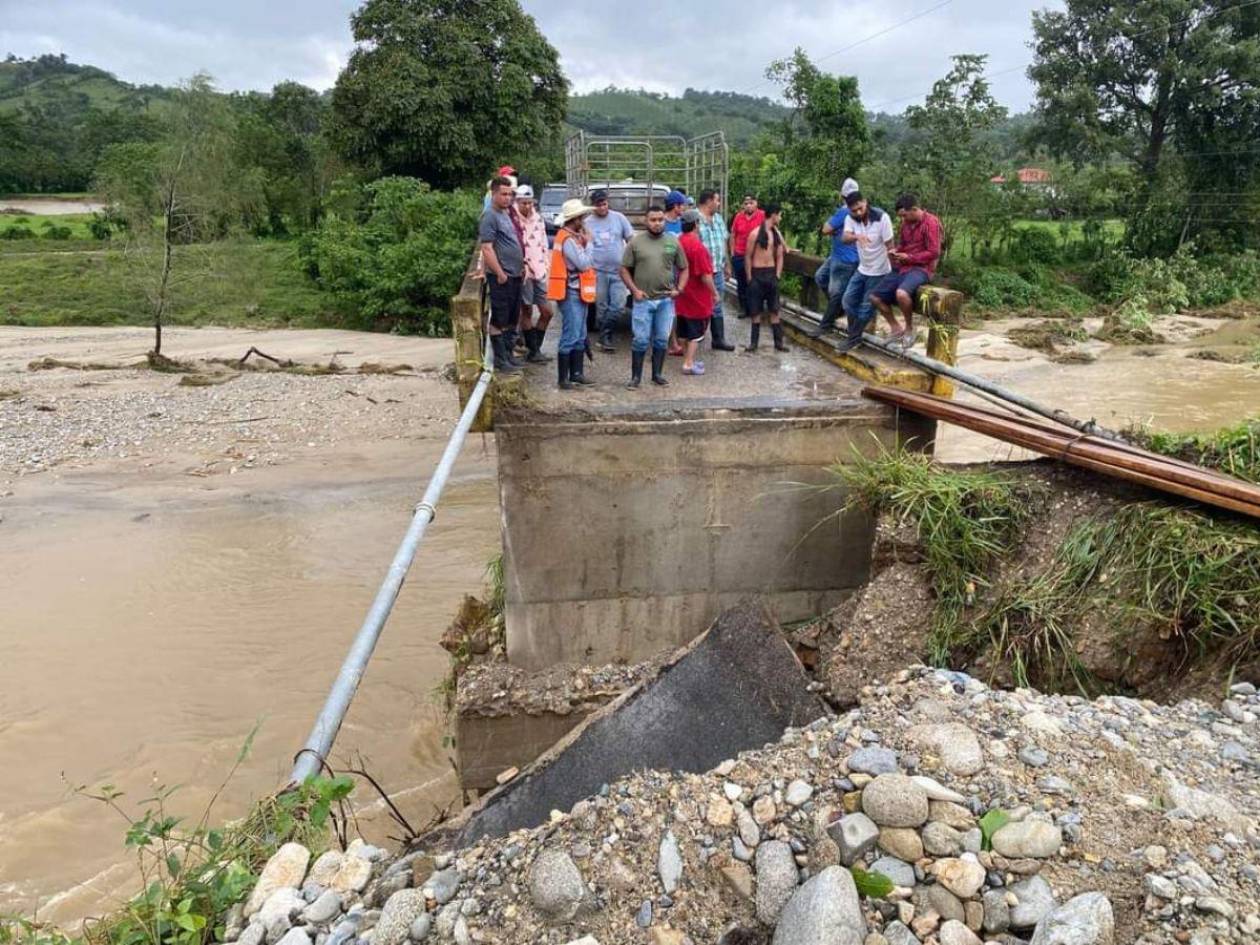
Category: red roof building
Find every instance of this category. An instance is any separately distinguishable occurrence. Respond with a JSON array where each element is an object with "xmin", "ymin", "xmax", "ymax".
[{"xmin": 990, "ymin": 167, "xmax": 1053, "ymax": 186}]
